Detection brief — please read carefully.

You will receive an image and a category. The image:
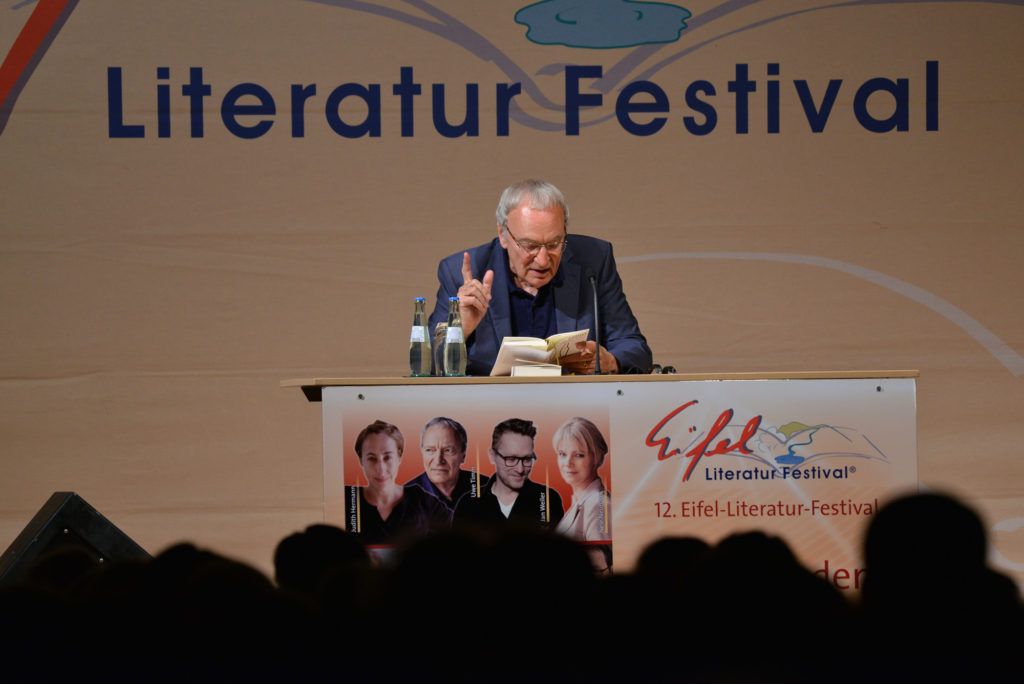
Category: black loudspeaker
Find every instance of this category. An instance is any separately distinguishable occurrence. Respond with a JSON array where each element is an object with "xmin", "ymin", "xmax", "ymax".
[{"xmin": 0, "ymin": 492, "xmax": 150, "ymax": 586}]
